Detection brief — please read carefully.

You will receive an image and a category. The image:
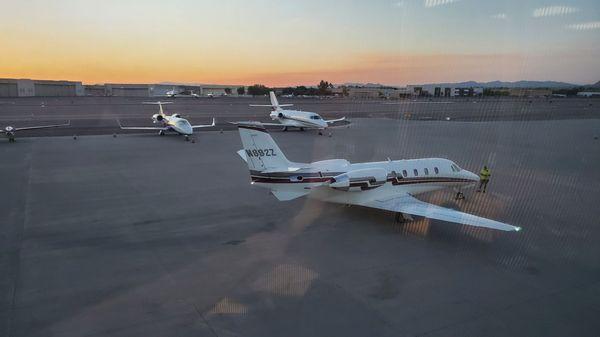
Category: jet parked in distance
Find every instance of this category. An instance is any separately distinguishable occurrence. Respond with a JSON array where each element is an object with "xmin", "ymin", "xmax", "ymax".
[
  {"xmin": 119, "ymin": 102, "xmax": 215, "ymax": 141},
  {"xmin": 249, "ymin": 91, "xmax": 346, "ymax": 135}
]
